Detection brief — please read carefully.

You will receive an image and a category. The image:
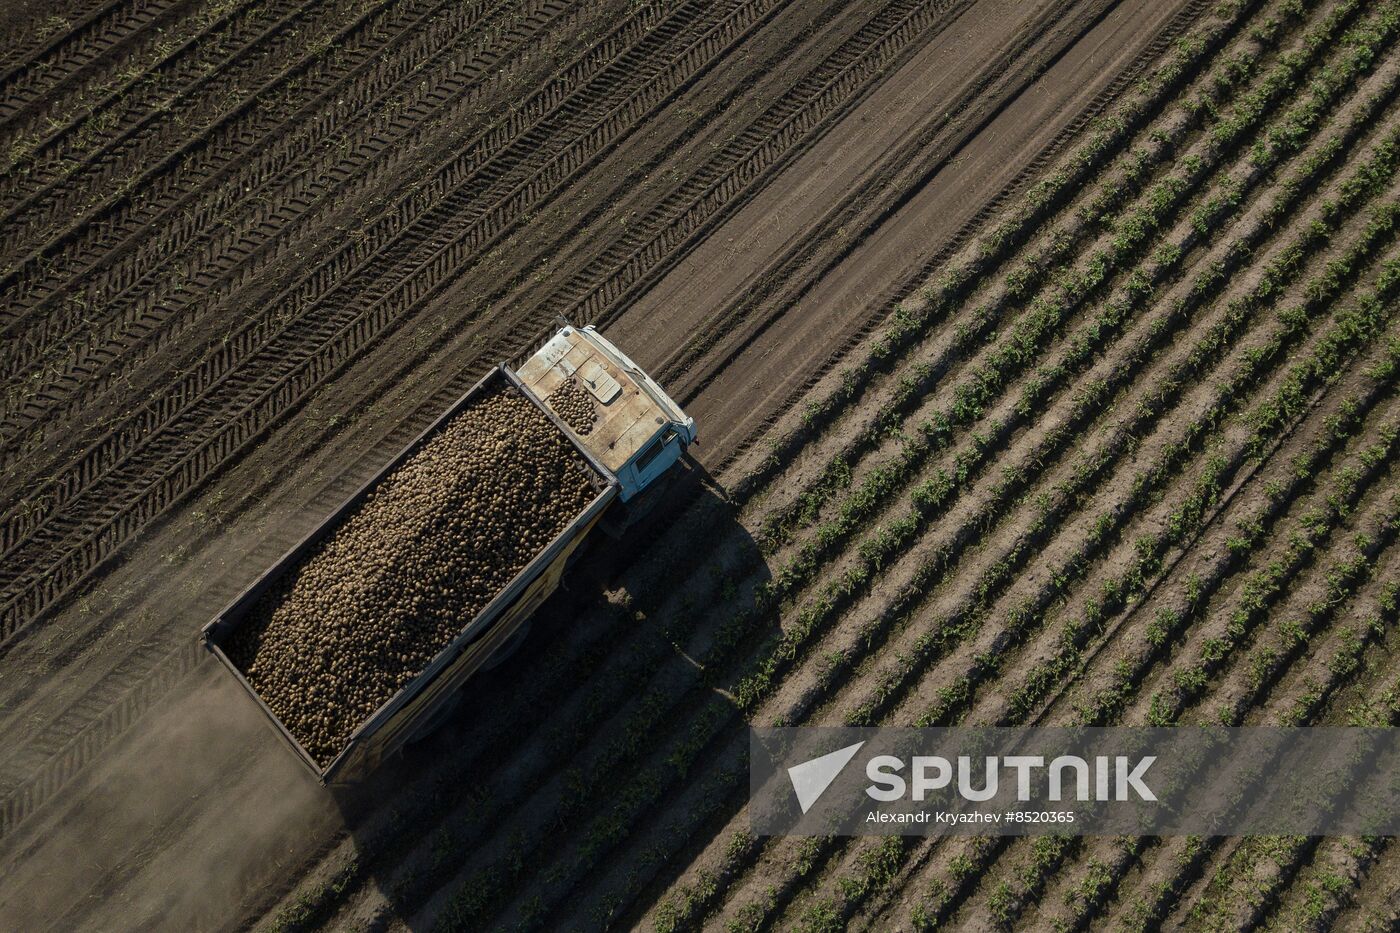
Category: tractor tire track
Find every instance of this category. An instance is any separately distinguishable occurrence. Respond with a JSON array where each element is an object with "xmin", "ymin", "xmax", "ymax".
[
  {"xmin": 0, "ymin": 0, "xmax": 565, "ymax": 446},
  {"xmin": 0, "ymin": 0, "xmax": 771, "ymax": 643}
]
